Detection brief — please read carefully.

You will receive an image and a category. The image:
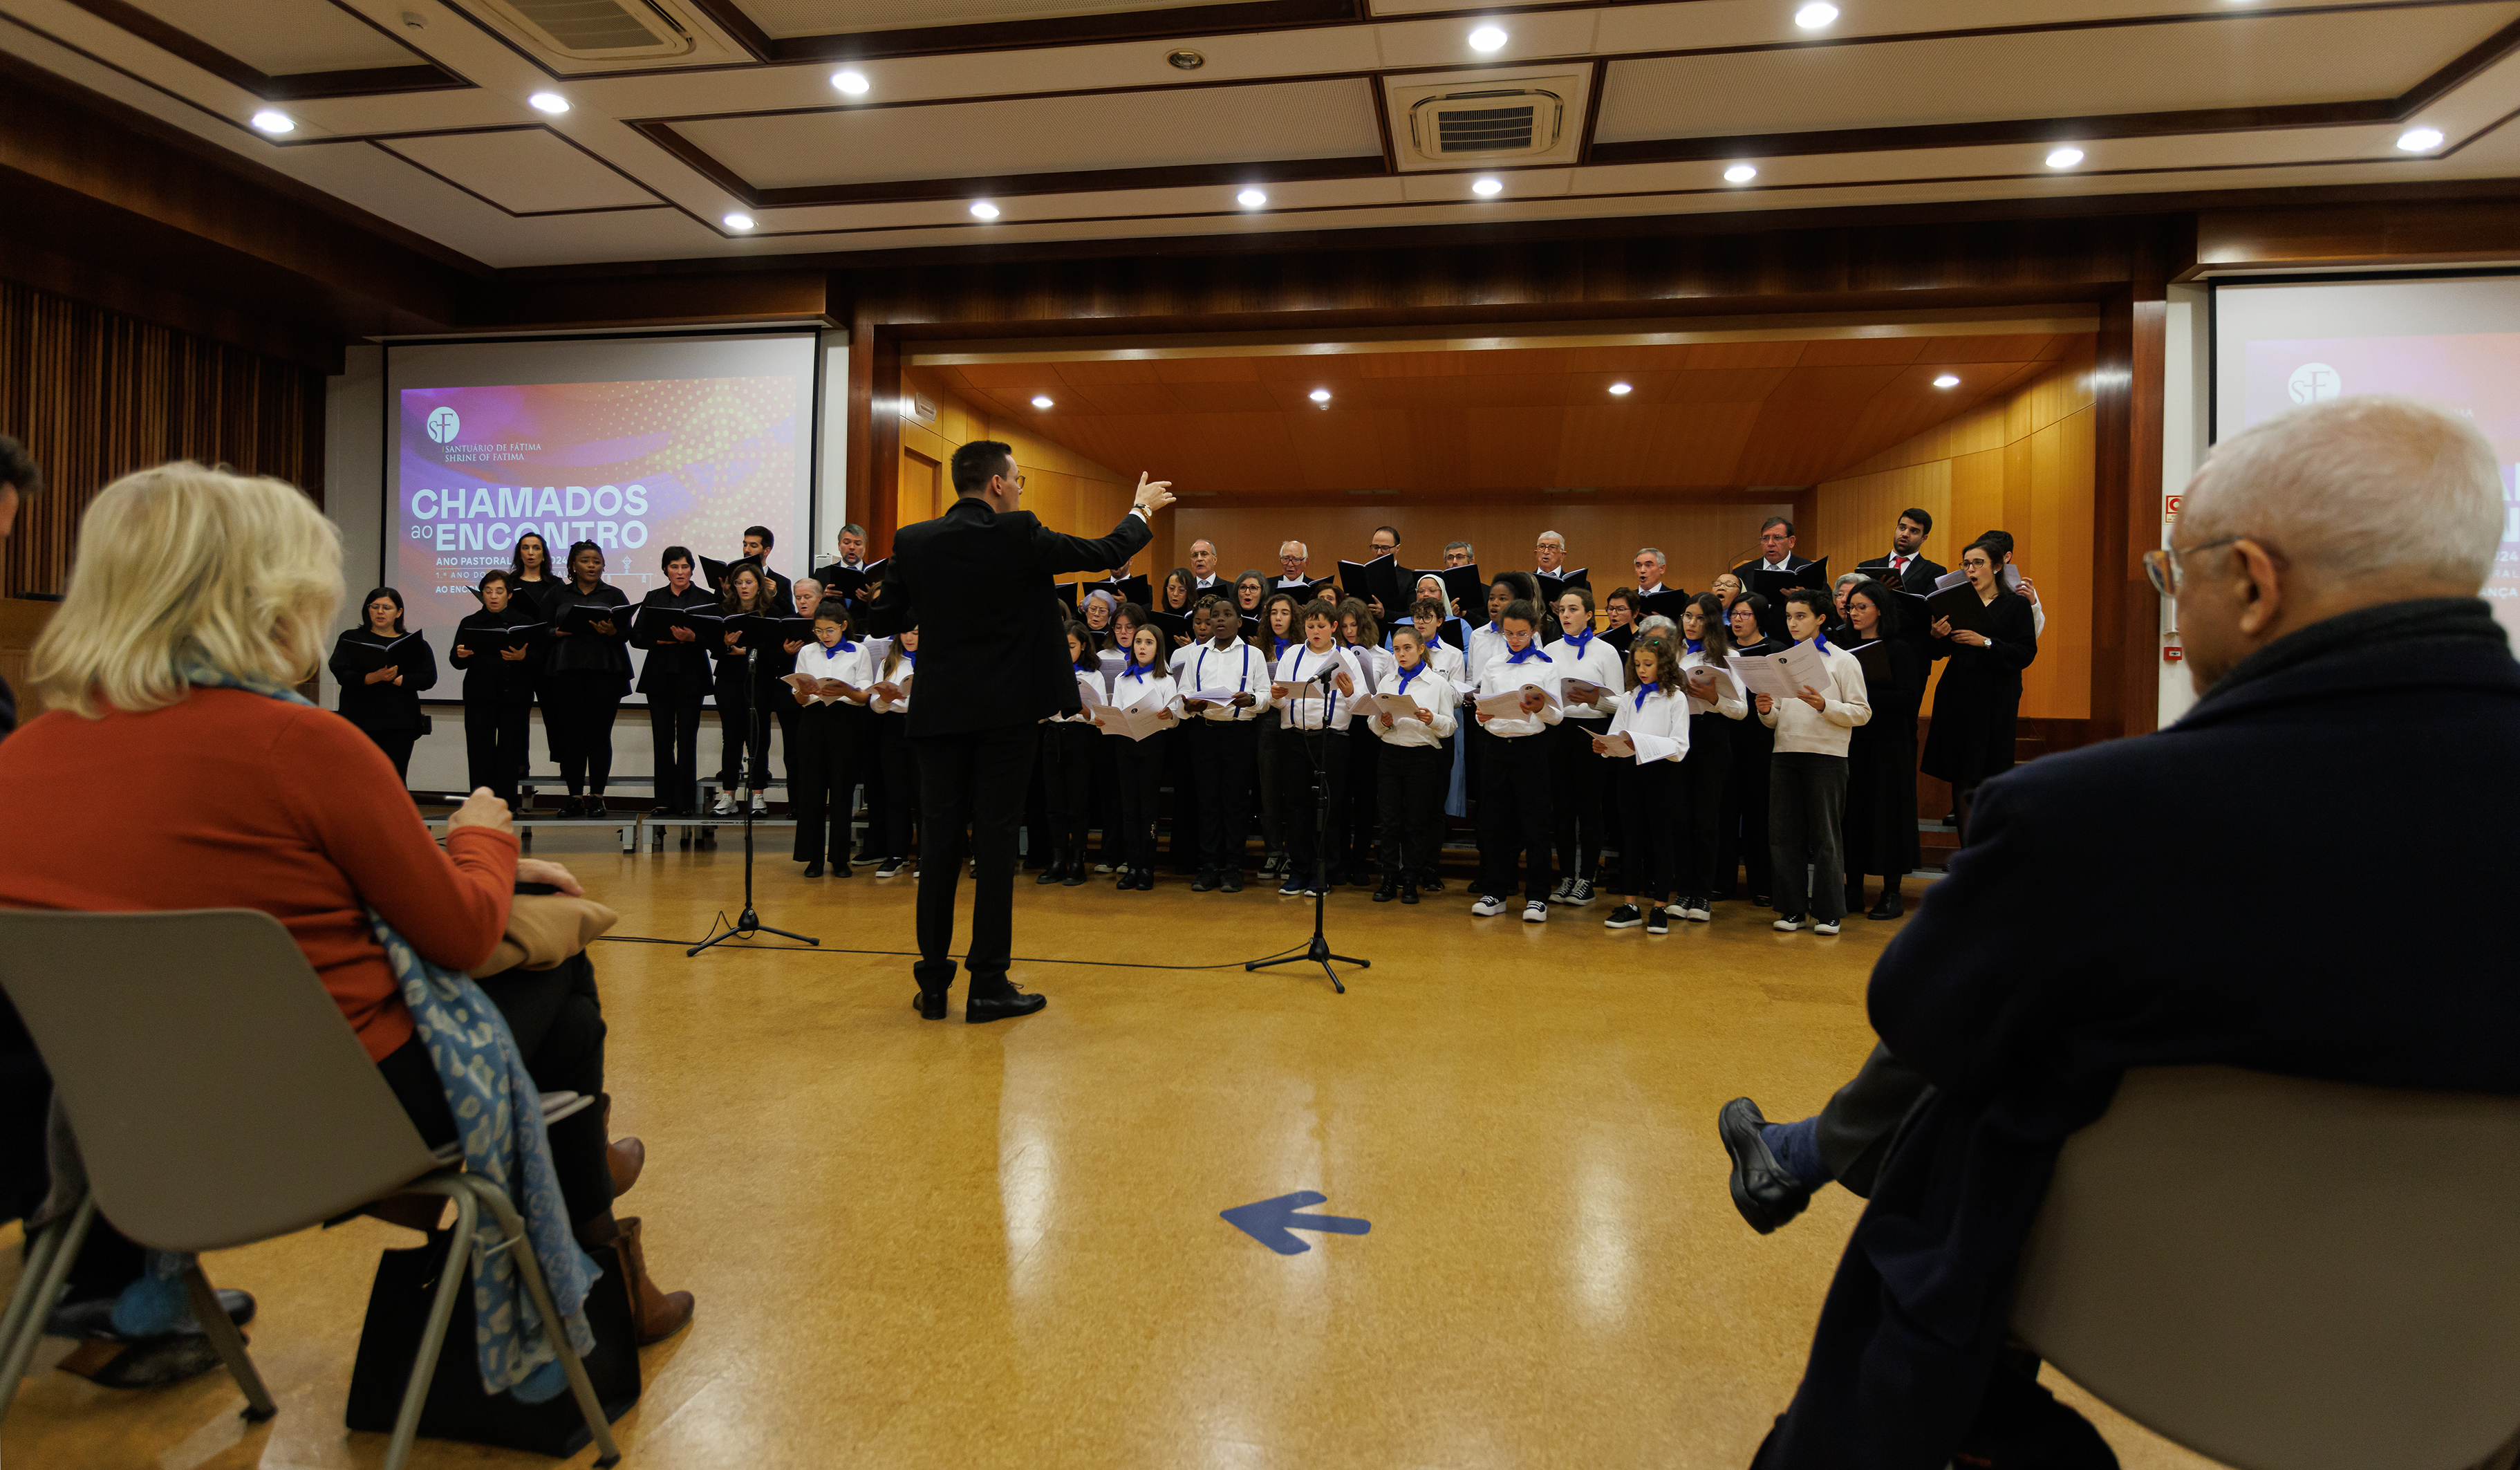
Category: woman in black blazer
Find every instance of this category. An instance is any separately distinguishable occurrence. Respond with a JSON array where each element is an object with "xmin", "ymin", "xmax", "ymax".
[
  {"xmin": 709, "ymin": 564, "xmax": 782, "ymax": 816},
  {"xmin": 541, "ymin": 540, "xmax": 633, "ymax": 817},
  {"xmin": 507, "ymin": 531, "xmax": 563, "ymax": 809},
  {"xmin": 447, "ymin": 570, "xmax": 540, "ymax": 803},
  {"xmin": 635, "ymin": 543, "xmax": 719, "ymax": 817},
  {"xmin": 1921, "ymin": 539, "xmax": 2040, "ymax": 845},
  {"xmin": 1840, "ymin": 578, "xmax": 1926, "ymax": 919},
  {"xmin": 329, "ymin": 586, "xmax": 438, "ymax": 784}
]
